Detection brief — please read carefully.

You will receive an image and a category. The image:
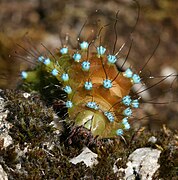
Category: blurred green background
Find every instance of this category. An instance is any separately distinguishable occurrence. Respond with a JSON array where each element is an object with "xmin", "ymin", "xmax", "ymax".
[{"xmin": 0, "ymin": 0, "xmax": 178, "ymax": 129}]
